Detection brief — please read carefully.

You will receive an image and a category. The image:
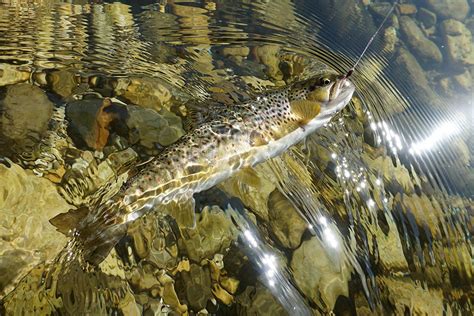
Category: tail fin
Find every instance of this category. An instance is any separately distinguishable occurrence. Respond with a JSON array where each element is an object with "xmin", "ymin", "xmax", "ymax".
[
  {"xmin": 50, "ymin": 206, "xmax": 89, "ymax": 234},
  {"xmin": 50, "ymin": 201, "xmax": 127, "ymax": 266}
]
